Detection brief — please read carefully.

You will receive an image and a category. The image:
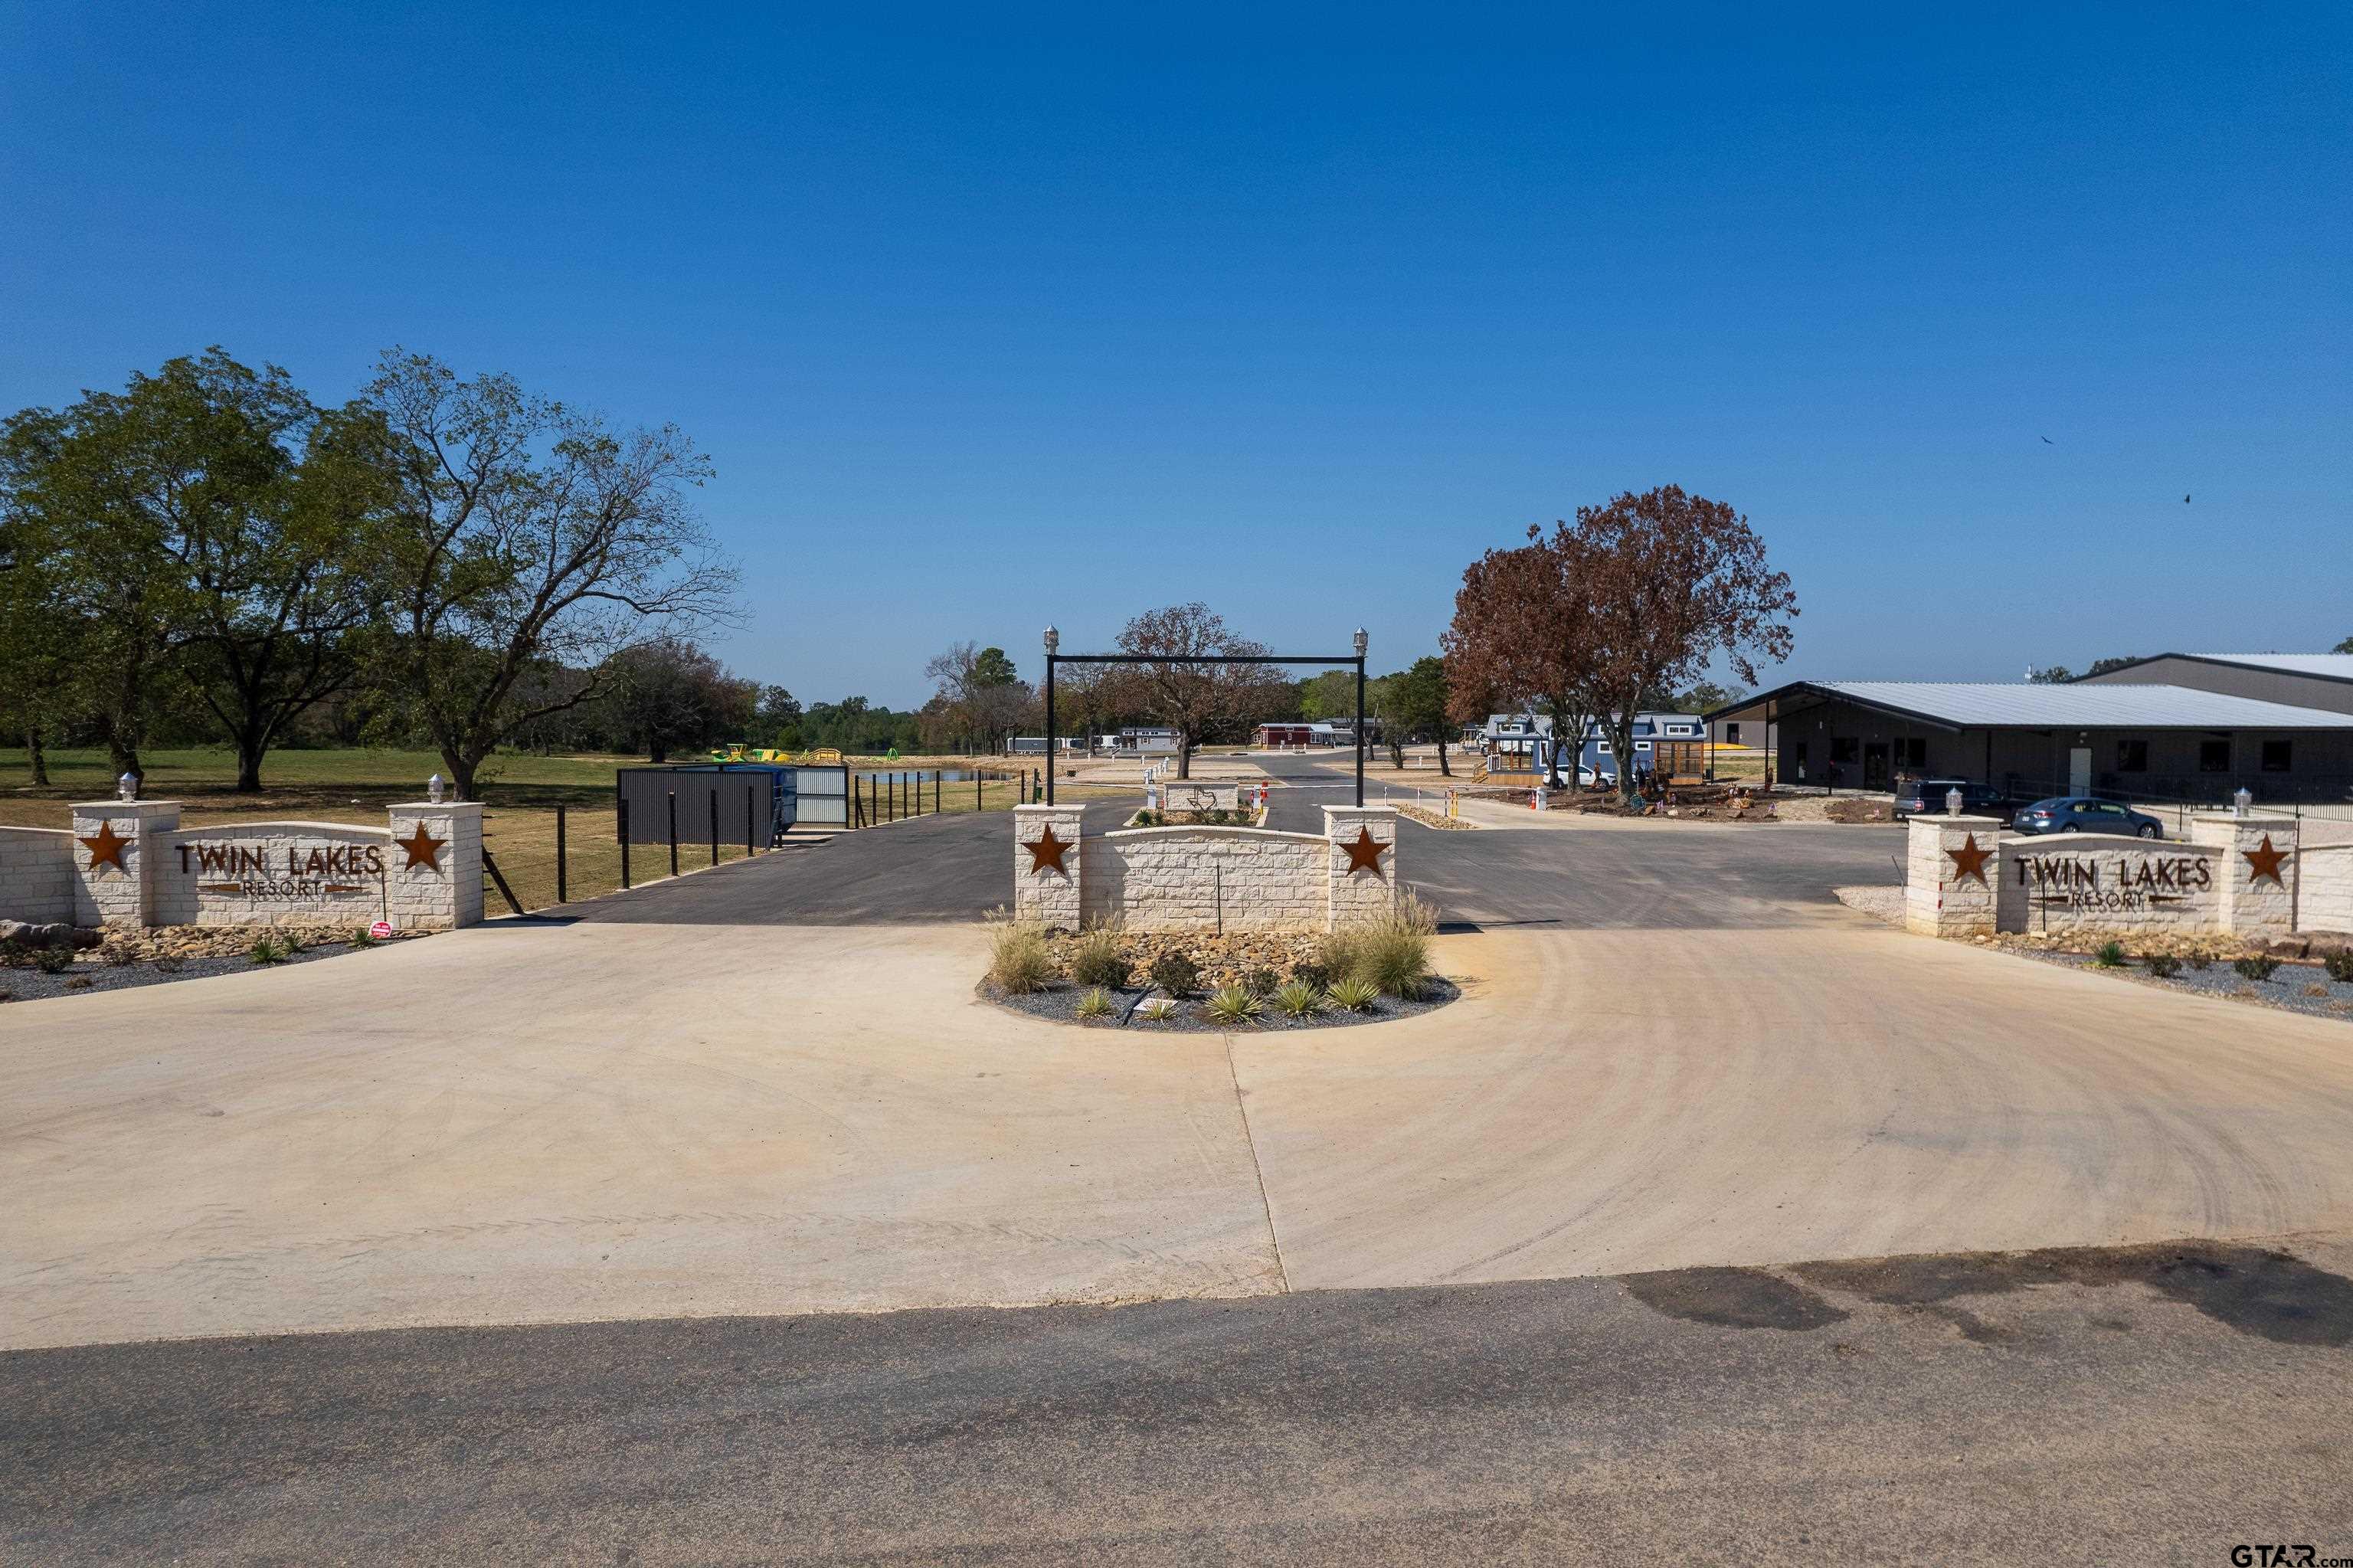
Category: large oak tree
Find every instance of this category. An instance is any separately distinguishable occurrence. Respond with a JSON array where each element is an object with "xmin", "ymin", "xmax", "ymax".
[
  {"xmin": 1110, "ymin": 603, "xmax": 1283, "ymax": 778},
  {"xmin": 357, "ymin": 350, "xmax": 739, "ymax": 800}
]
